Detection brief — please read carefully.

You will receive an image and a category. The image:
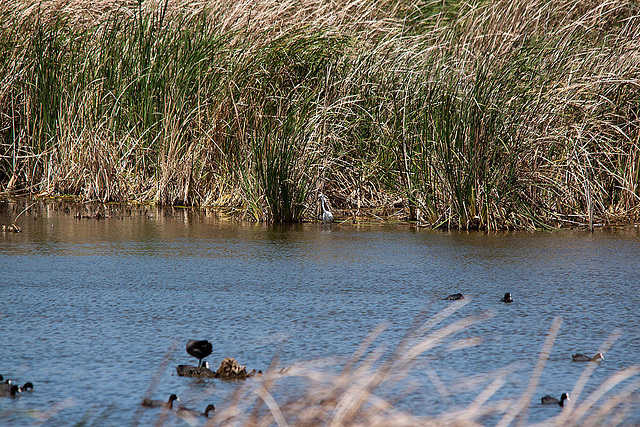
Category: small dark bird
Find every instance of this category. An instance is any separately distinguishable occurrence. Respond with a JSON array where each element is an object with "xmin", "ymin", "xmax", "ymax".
[
  {"xmin": 572, "ymin": 352, "xmax": 604, "ymax": 362},
  {"xmin": 0, "ymin": 379, "xmax": 13, "ymax": 393},
  {"xmin": 541, "ymin": 393, "xmax": 570, "ymax": 407},
  {"xmin": 500, "ymin": 292, "xmax": 513, "ymax": 303},
  {"xmin": 175, "ymin": 403, "xmax": 216, "ymax": 418},
  {"xmin": 1, "ymin": 384, "xmax": 21, "ymax": 397},
  {"xmin": 142, "ymin": 394, "xmax": 180, "ymax": 409},
  {"xmin": 445, "ymin": 293, "xmax": 464, "ymax": 300},
  {"xmin": 186, "ymin": 340, "xmax": 213, "ymax": 368}
]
